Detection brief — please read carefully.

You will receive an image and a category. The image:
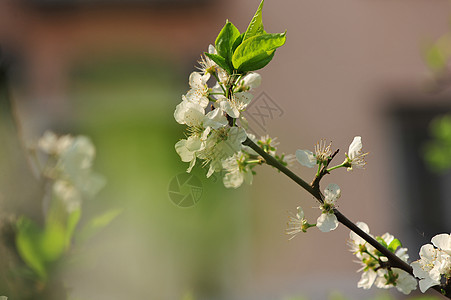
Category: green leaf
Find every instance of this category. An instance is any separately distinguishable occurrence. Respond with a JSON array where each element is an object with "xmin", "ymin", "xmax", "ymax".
[
  {"xmin": 425, "ymin": 45, "xmax": 446, "ymax": 72},
  {"xmin": 232, "ymin": 32, "xmax": 286, "ymax": 72},
  {"xmin": 215, "ymin": 21, "xmax": 241, "ymax": 63},
  {"xmin": 376, "ymin": 236, "xmax": 388, "ymax": 249},
  {"xmin": 243, "ymin": 0, "xmax": 265, "ymax": 41},
  {"xmin": 15, "ymin": 217, "xmax": 46, "ymax": 279},
  {"xmin": 65, "ymin": 208, "xmax": 81, "ymax": 248},
  {"xmin": 232, "ymin": 33, "xmax": 244, "ymax": 54},
  {"xmin": 76, "ymin": 208, "xmax": 122, "ymax": 244},
  {"xmin": 388, "ymin": 238, "xmax": 402, "ymax": 253},
  {"xmin": 204, "ymin": 52, "xmax": 232, "ymax": 74},
  {"xmin": 237, "ymin": 50, "xmax": 275, "ymax": 72},
  {"xmin": 40, "ymin": 219, "xmax": 66, "ymax": 262}
]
